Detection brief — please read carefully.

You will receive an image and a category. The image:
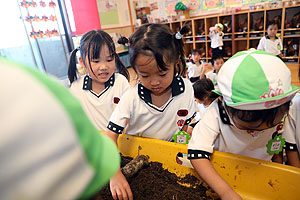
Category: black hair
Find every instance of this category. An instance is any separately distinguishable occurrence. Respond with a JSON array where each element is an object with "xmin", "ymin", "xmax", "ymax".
[
  {"xmin": 190, "ymin": 49, "xmax": 203, "ymax": 56},
  {"xmin": 68, "ymin": 30, "xmax": 129, "ymax": 84},
  {"xmin": 266, "ymin": 20, "xmax": 279, "ymax": 29},
  {"xmin": 118, "ymin": 36, "xmax": 129, "ymax": 46},
  {"xmin": 190, "ymin": 49, "xmax": 204, "ymax": 64},
  {"xmin": 193, "ymin": 78, "xmax": 219, "ymax": 102},
  {"xmin": 225, "ymin": 101, "xmax": 290, "ymax": 128},
  {"xmin": 118, "ymin": 23, "xmax": 189, "ymax": 77},
  {"xmin": 211, "ymin": 54, "xmax": 224, "ymax": 66}
]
